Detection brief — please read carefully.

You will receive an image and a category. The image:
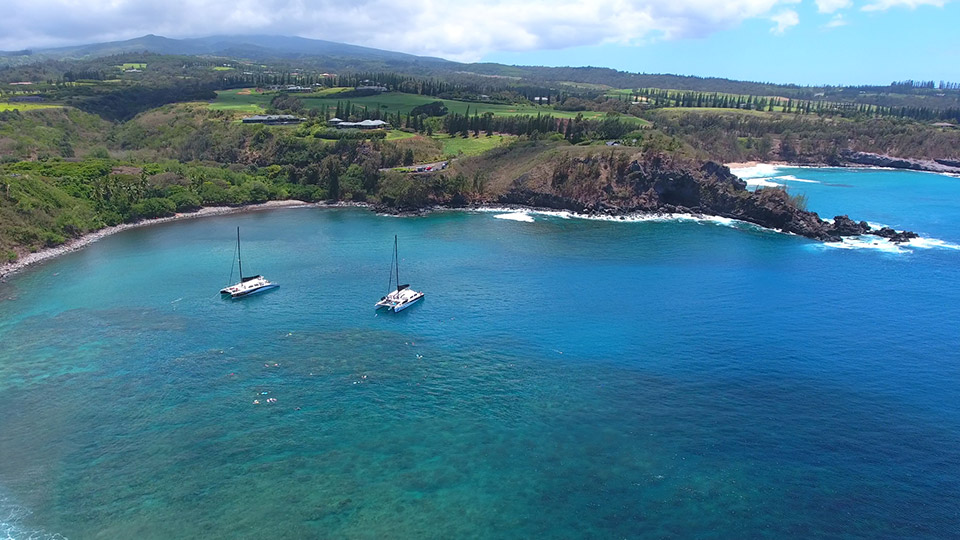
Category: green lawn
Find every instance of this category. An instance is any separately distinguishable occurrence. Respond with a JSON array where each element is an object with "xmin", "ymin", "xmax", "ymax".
[
  {"xmin": 212, "ymin": 66, "xmax": 235, "ymax": 71},
  {"xmin": 314, "ymin": 87, "xmax": 353, "ymax": 96},
  {"xmin": 385, "ymin": 130, "xmax": 418, "ymax": 141},
  {"xmin": 0, "ymin": 102, "xmax": 64, "ymax": 112},
  {"xmin": 209, "ymin": 89, "xmax": 273, "ymax": 112},
  {"xmin": 434, "ymin": 134, "xmax": 517, "ymax": 157},
  {"xmin": 119, "ymin": 63, "xmax": 146, "ymax": 69},
  {"xmin": 210, "ymin": 88, "xmax": 648, "ymax": 124}
]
